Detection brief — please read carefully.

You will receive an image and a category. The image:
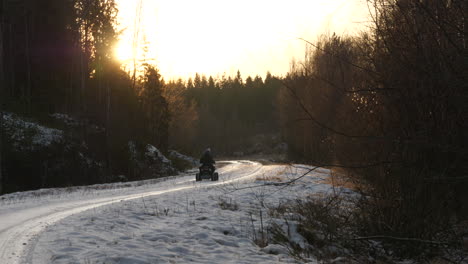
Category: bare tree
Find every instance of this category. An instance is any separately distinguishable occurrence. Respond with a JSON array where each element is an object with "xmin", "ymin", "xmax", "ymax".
[{"xmin": 280, "ymin": 0, "xmax": 467, "ymax": 243}]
